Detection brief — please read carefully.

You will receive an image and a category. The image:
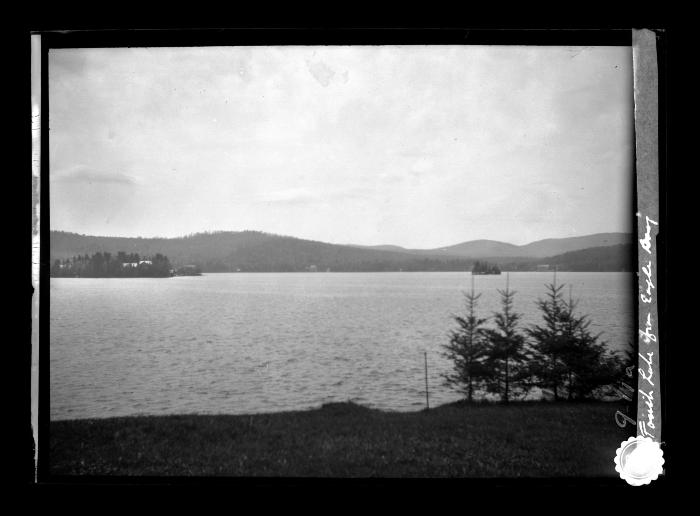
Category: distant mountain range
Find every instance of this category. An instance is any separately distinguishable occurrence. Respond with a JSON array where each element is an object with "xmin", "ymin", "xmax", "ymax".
[
  {"xmin": 50, "ymin": 230, "xmax": 634, "ymax": 273},
  {"xmin": 352, "ymin": 232, "xmax": 631, "ymax": 259}
]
